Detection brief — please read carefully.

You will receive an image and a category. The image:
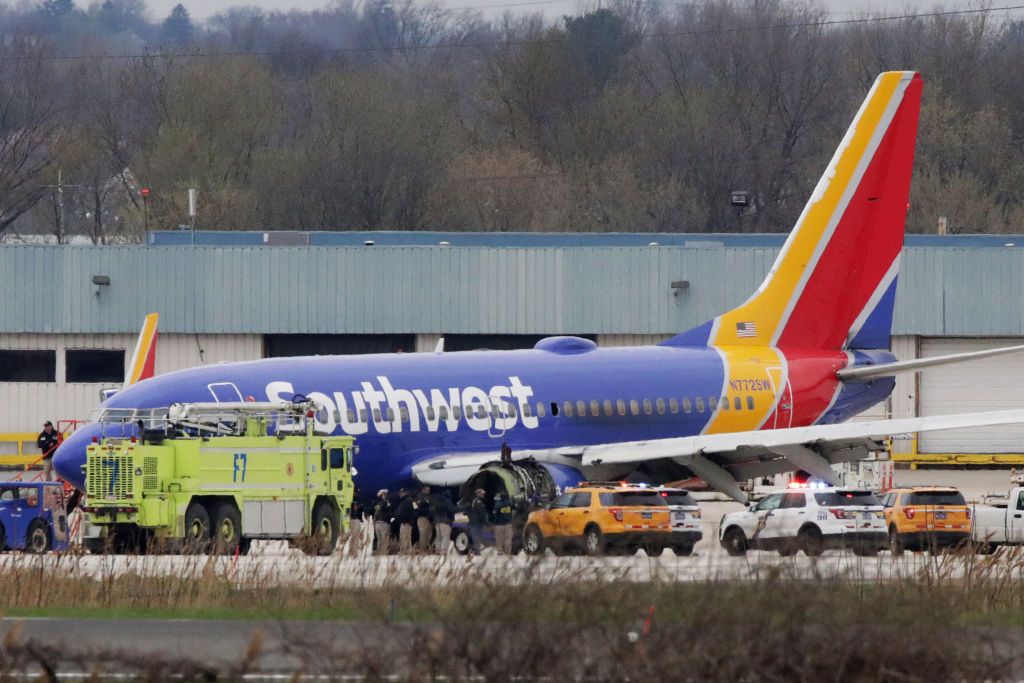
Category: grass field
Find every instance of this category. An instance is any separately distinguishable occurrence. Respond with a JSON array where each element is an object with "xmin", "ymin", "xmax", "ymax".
[{"xmin": 0, "ymin": 550, "xmax": 1019, "ymax": 679}]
